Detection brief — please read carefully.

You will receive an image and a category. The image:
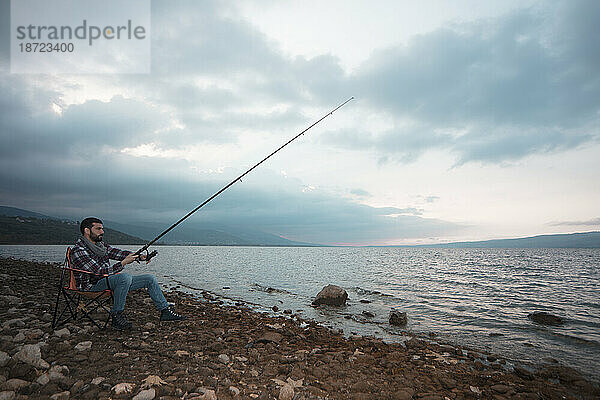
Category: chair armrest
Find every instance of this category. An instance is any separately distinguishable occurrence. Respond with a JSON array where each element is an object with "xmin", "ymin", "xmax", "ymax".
[{"xmin": 65, "ymin": 267, "xmax": 110, "ymax": 278}]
